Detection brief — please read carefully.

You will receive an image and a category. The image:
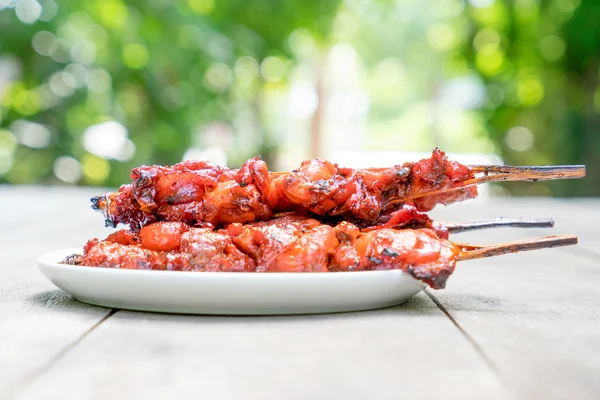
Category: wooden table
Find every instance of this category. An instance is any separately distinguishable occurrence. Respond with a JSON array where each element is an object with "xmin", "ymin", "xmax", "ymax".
[{"xmin": 1, "ymin": 186, "xmax": 599, "ymax": 400}]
